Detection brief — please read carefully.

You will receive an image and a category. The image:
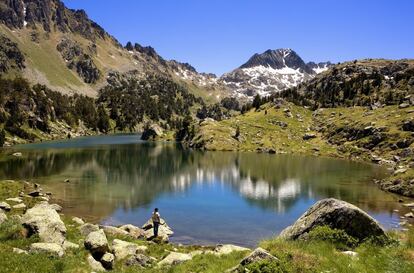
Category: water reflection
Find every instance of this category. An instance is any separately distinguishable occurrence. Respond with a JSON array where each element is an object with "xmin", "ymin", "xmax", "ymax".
[{"xmin": 0, "ymin": 135, "xmax": 408, "ymax": 246}]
